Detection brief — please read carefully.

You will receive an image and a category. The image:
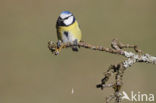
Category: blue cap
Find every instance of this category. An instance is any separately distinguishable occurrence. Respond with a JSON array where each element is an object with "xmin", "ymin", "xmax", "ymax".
[{"xmin": 61, "ymin": 11, "xmax": 72, "ymax": 15}]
